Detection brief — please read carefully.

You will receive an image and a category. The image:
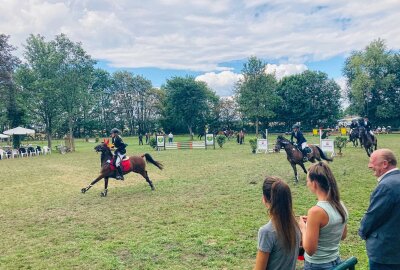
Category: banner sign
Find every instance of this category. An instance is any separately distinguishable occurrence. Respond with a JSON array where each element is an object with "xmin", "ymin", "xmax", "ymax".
[
  {"xmin": 205, "ymin": 134, "xmax": 214, "ymax": 146},
  {"xmin": 156, "ymin": 135, "xmax": 165, "ymax": 148},
  {"xmin": 320, "ymin": 139, "xmax": 334, "ymax": 153},
  {"xmin": 256, "ymin": 139, "xmax": 268, "ymax": 153}
]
